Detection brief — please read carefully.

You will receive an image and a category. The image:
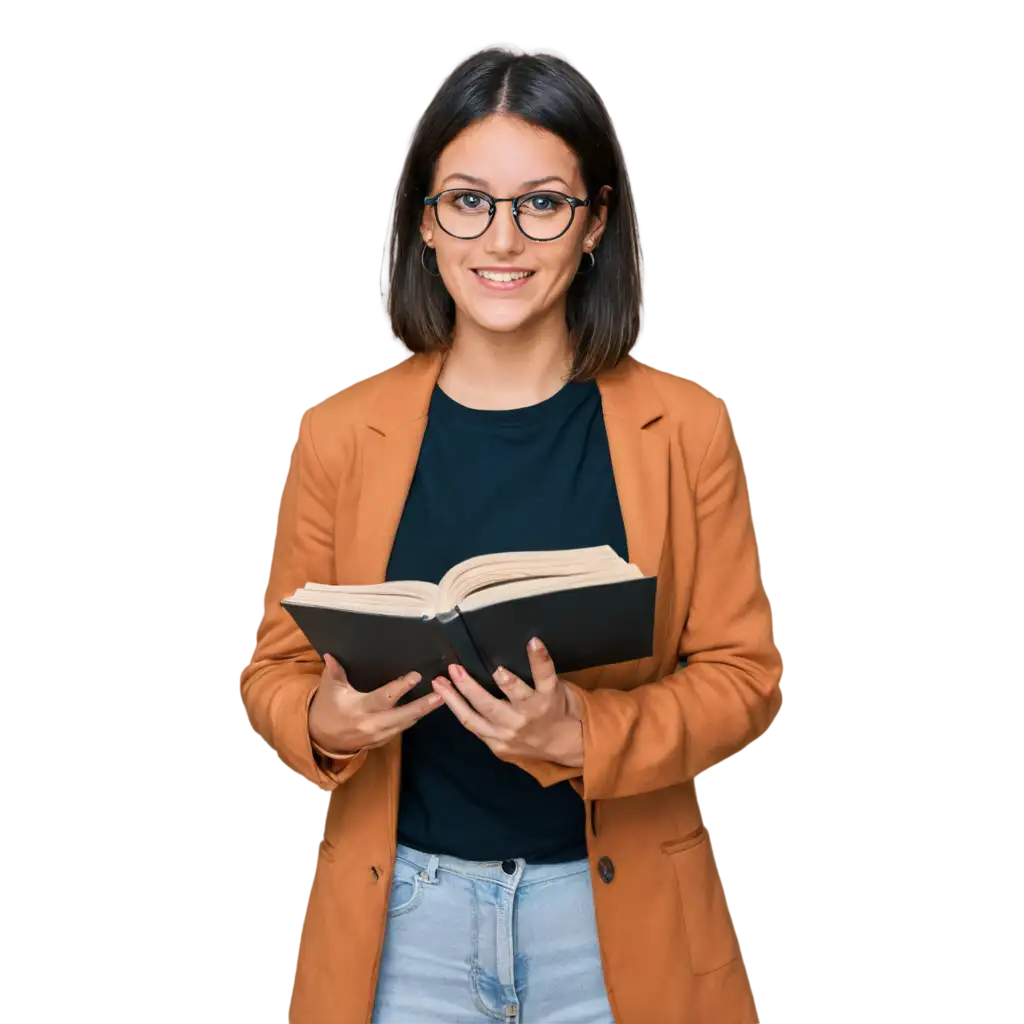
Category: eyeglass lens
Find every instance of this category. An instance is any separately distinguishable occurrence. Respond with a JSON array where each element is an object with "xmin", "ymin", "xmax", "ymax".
[{"xmin": 435, "ymin": 190, "xmax": 575, "ymax": 240}]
